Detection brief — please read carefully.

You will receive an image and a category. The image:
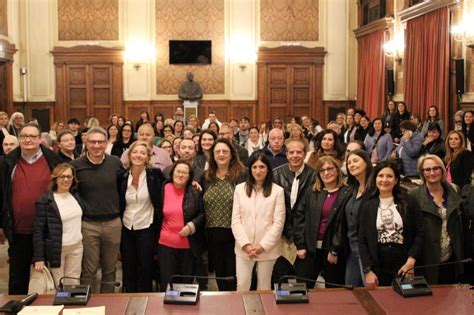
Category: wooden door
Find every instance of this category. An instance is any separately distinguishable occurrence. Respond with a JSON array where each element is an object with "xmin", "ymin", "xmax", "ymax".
[
  {"xmin": 90, "ymin": 65, "xmax": 113, "ymax": 124},
  {"xmin": 257, "ymin": 46, "xmax": 326, "ymax": 125},
  {"xmin": 52, "ymin": 46, "xmax": 124, "ymax": 126},
  {"xmin": 0, "ymin": 62, "xmax": 7, "ymax": 112}
]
